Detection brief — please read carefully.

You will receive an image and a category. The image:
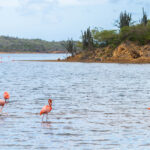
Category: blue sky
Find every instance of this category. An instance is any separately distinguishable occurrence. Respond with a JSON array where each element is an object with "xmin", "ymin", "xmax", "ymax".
[{"xmin": 0, "ymin": 0, "xmax": 149, "ymax": 41}]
